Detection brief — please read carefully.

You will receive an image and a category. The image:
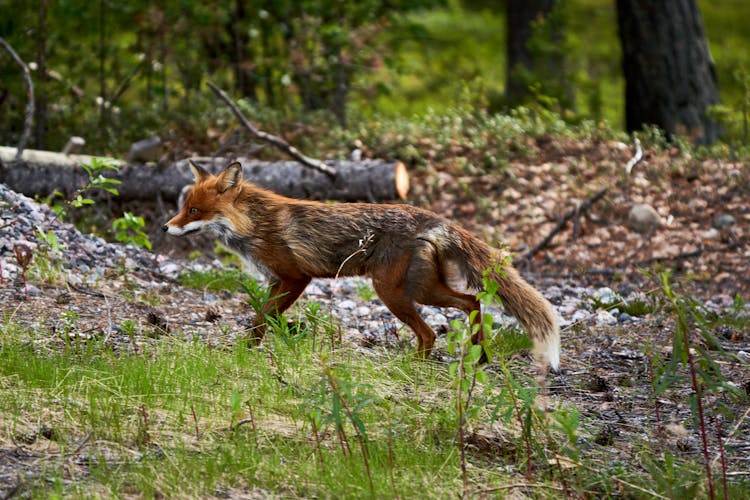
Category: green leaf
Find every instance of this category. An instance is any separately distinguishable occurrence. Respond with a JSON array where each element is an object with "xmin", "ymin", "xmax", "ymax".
[{"xmin": 468, "ymin": 344, "xmax": 483, "ymax": 364}]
